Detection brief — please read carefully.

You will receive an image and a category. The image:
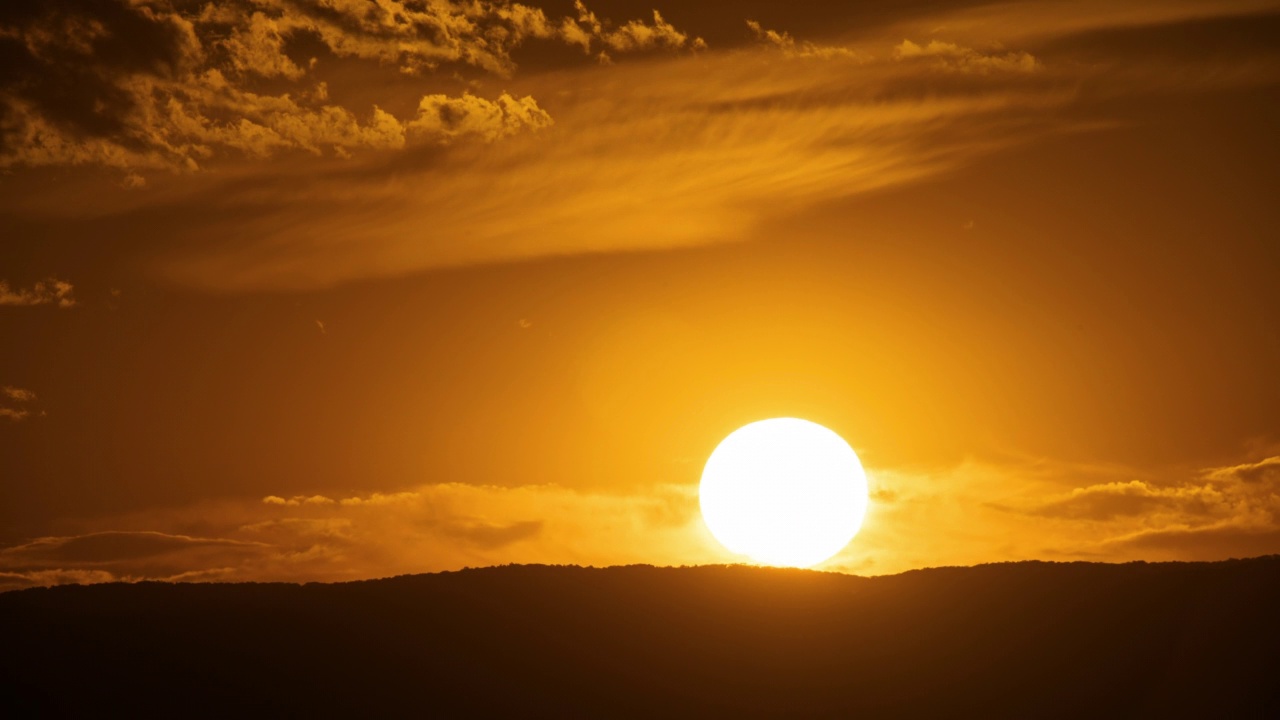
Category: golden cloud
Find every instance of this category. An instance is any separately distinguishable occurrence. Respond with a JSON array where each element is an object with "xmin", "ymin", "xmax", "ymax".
[
  {"xmin": 893, "ymin": 39, "xmax": 1038, "ymax": 73},
  {"xmin": 2, "ymin": 387, "xmax": 36, "ymax": 403},
  {"xmin": 0, "ymin": 482, "xmax": 718, "ymax": 590},
  {"xmin": 0, "ymin": 385, "xmax": 39, "ymax": 423},
  {"xmin": 0, "ymin": 0, "xmax": 700, "ymax": 173},
  {"xmin": 746, "ymin": 20, "xmax": 862, "ymax": 60},
  {"xmin": 154, "ymin": 42, "xmax": 1081, "ymax": 290},
  {"xmin": 0, "ymin": 278, "xmax": 75, "ymax": 307},
  {"xmin": 4, "ymin": 453, "xmax": 1278, "ymax": 591}
]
